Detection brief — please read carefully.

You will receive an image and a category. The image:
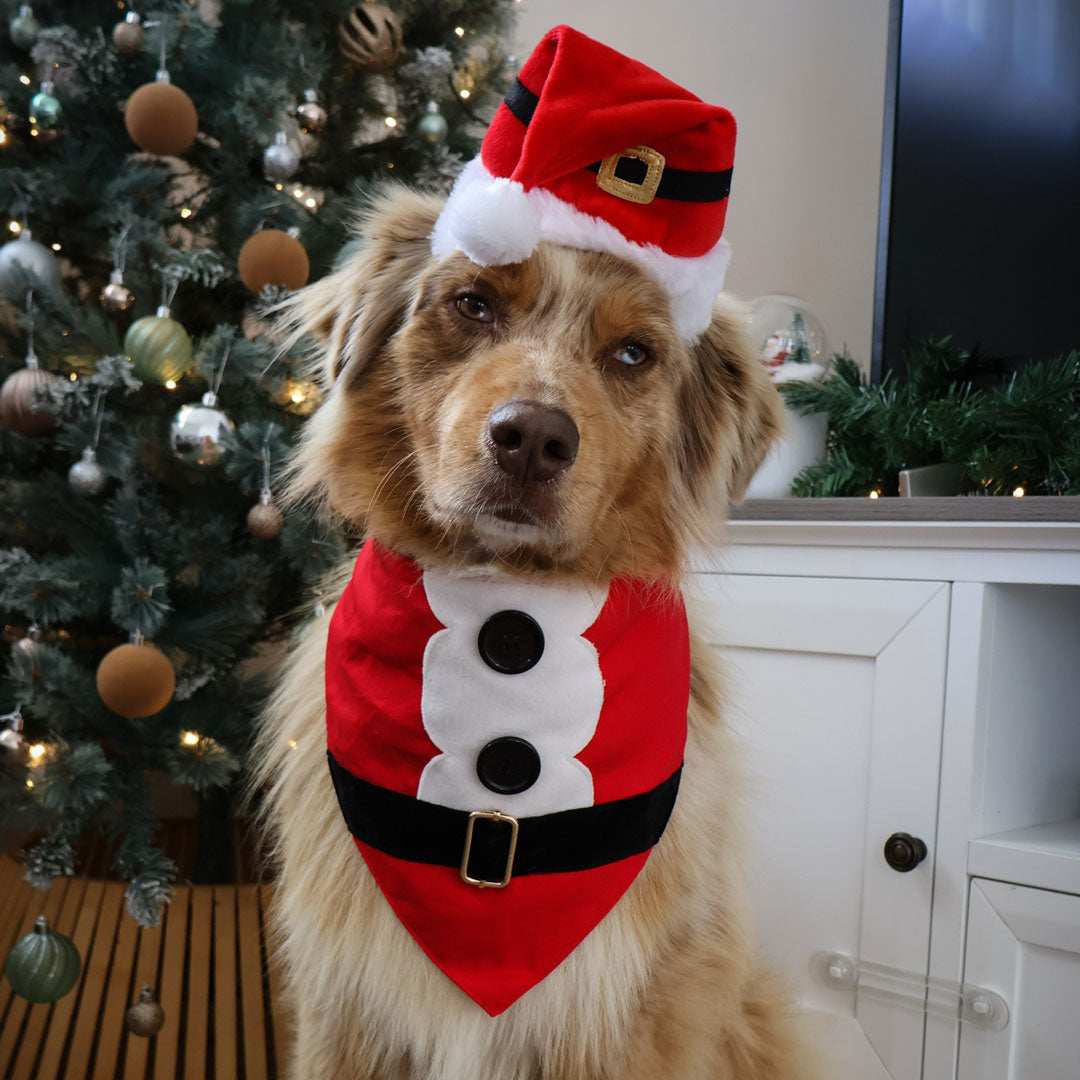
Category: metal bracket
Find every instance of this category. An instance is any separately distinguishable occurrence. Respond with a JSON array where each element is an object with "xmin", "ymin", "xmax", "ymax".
[{"xmin": 810, "ymin": 951, "xmax": 1009, "ymax": 1032}]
